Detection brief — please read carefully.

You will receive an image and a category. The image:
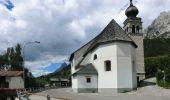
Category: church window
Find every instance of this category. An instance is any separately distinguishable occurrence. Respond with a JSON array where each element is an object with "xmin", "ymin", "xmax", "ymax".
[
  {"xmin": 105, "ymin": 60, "xmax": 111, "ymax": 71},
  {"xmin": 86, "ymin": 77, "xmax": 91, "ymax": 83},
  {"xmin": 136, "ymin": 26, "xmax": 139, "ymax": 33},
  {"xmin": 127, "ymin": 27, "xmax": 129, "ymax": 32},
  {"xmin": 94, "ymin": 54, "xmax": 97, "ymax": 60},
  {"xmin": 132, "ymin": 25, "xmax": 135, "ymax": 33}
]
